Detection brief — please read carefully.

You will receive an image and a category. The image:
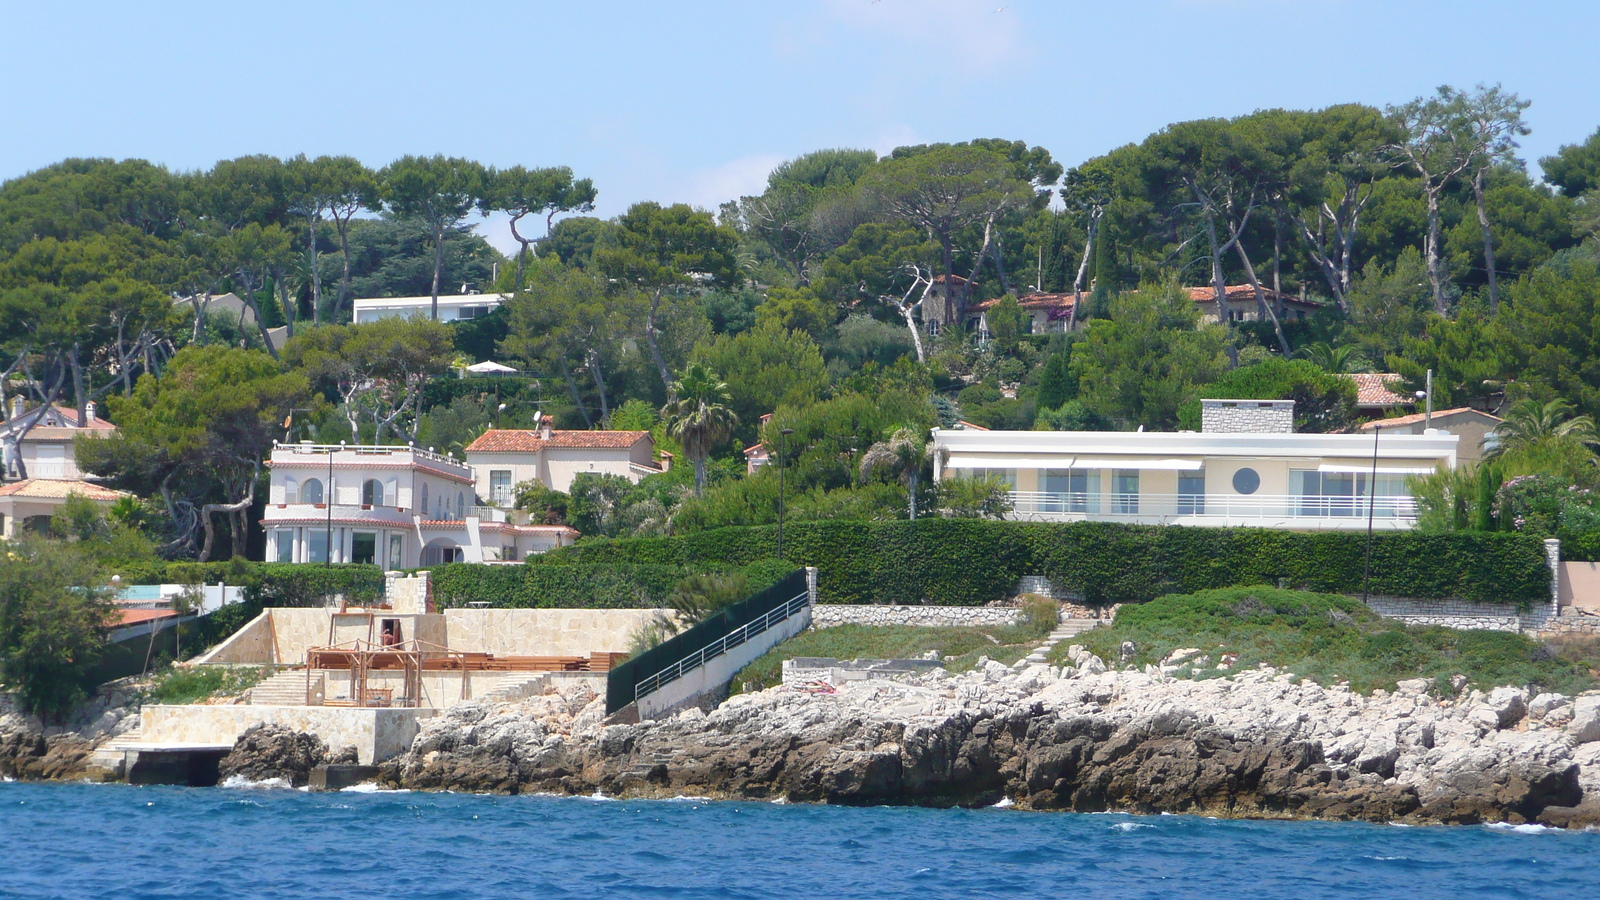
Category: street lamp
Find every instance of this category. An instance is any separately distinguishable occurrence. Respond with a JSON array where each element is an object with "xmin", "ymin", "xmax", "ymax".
[
  {"xmin": 777, "ymin": 428, "xmax": 794, "ymax": 560},
  {"xmin": 1361, "ymin": 425, "xmax": 1380, "ymax": 604}
]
